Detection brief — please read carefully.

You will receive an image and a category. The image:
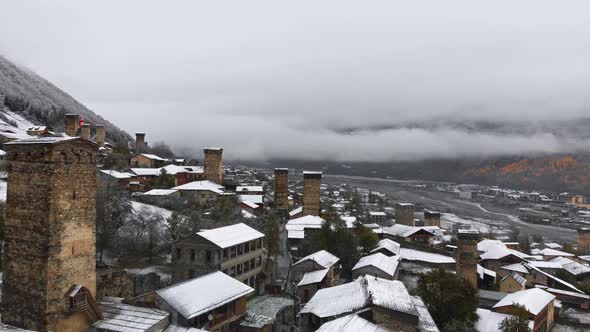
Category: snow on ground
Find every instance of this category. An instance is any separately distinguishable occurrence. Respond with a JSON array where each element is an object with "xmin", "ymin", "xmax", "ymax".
[
  {"xmin": 440, "ymin": 213, "xmax": 496, "ymax": 234},
  {"xmin": 131, "ymin": 201, "xmax": 173, "ymax": 220},
  {"xmin": 0, "ymin": 180, "xmax": 6, "ymax": 202}
]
